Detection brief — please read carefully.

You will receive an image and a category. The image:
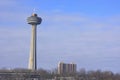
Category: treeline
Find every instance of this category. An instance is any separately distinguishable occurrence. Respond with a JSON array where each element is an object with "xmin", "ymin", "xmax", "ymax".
[
  {"xmin": 0, "ymin": 68, "xmax": 120, "ymax": 80},
  {"xmin": 76, "ymin": 69, "xmax": 120, "ymax": 80}
]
